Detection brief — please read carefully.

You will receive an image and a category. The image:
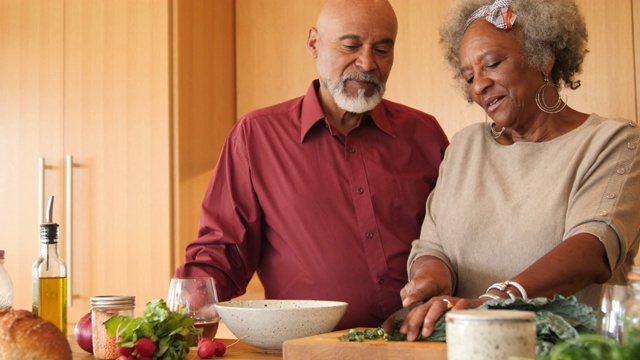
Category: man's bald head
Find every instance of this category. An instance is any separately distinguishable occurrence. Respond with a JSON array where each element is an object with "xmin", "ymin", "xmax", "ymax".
[
  {"xmin": 316, "ymin": 0, "xmax": 398, "ymax": 39},
  {"xmin": 307, "ymin": 0, "xmax": 398, "ymax": 114}
]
